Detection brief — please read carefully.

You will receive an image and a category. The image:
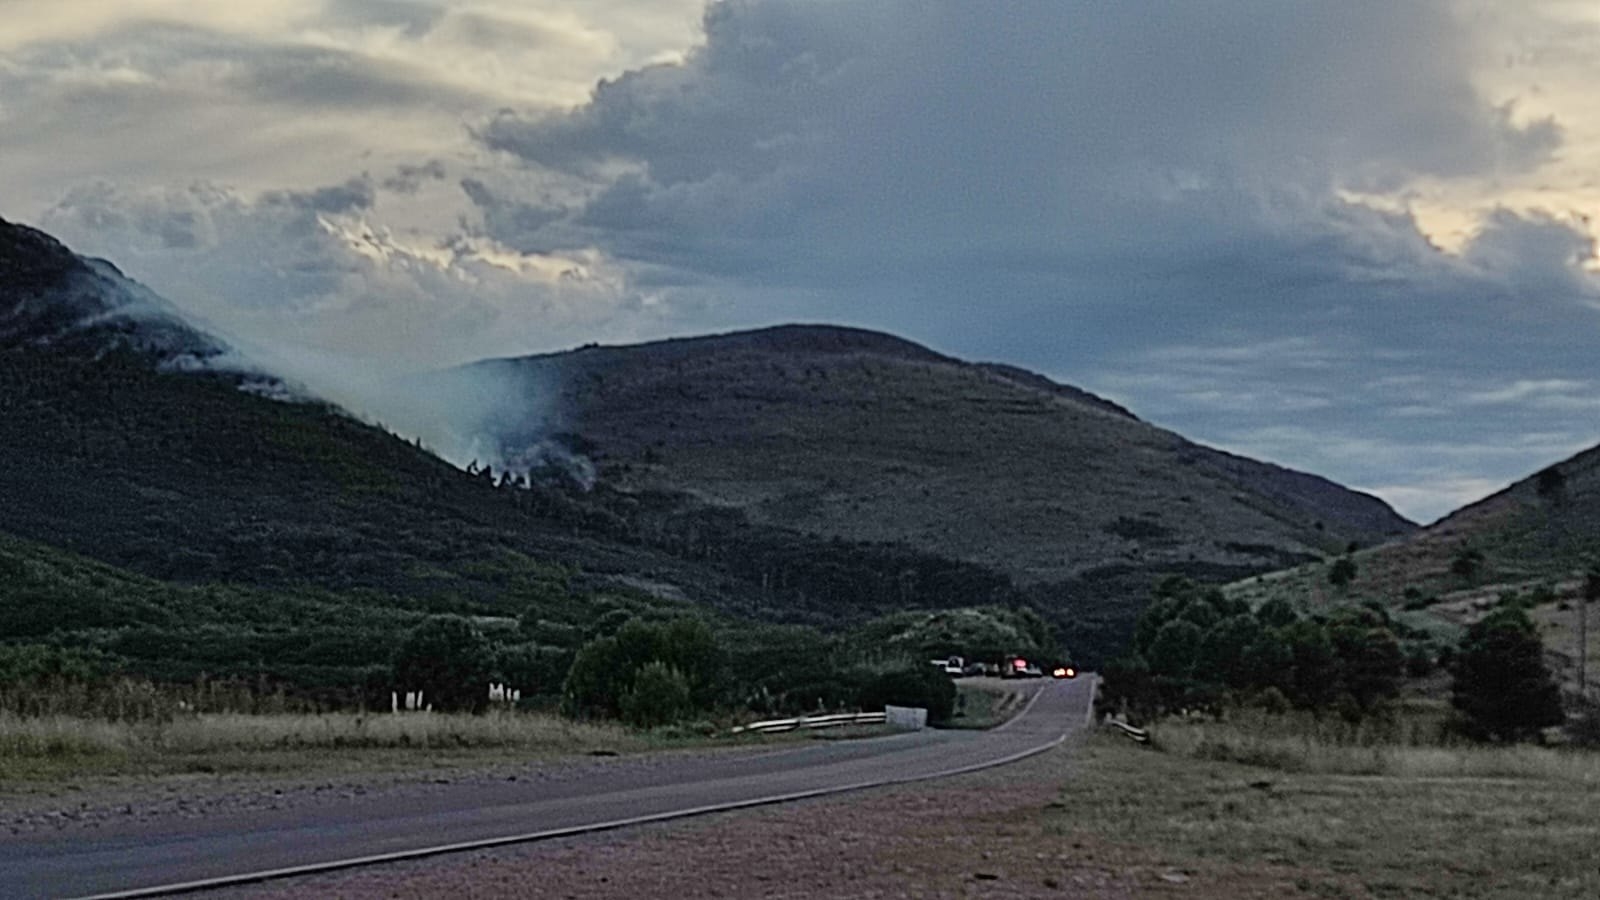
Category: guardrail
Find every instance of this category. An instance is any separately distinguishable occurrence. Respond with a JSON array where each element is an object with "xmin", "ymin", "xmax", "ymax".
[
  {"xmin": 730, "ymin": 711, "xmax": 888, "ymax": 734},
  {"xmin": 1105, "ymin": 718, "xmax": 1149, "ymax": 743}
]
